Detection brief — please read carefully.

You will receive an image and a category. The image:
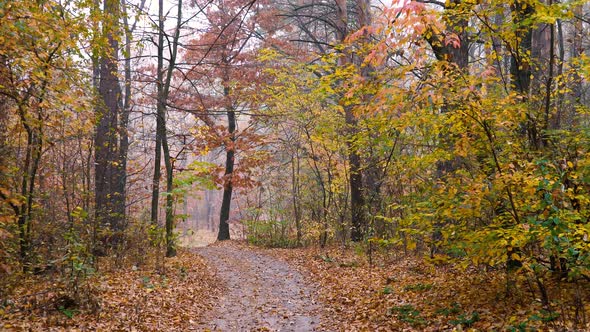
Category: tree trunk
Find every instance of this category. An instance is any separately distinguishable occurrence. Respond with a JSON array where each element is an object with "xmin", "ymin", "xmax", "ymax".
[
  {"xmin": 116, "ymin": 0, "xmax": 140, "ymax": 231},
  {"xmin": 151, "ymin": 0, "xmax": 166, "ymax": 226},
  {"xmin": 347, "ymin": 108, "xmax": 365, "ymax": 242},
  {"xmin": 0, "ymin": 62, "xmax": 8, "ymax": 195},
  {"xmin": 348, "ymin": 0, "xmax": 374, "ymax": 242},
  {"xmin": 218, "ymin": 82, "xmax": 235, "ymax": 241},
  {"xmin": 163, "ymin": 133, "xmax": 176, "ymax": 256},
  {"xmin": 205, "ymin": 190, "xmax": 213, "ymax": 231},
  {"xmin": 17, "ymin": 112, "xmax": 42, "ymax": 269},
  {"xmin": 152, "ymin": 0, "xmax": 182, "ymax": 255},
  {"xmin": 510, "ymin": 1, "xmax": 534, "ymax": 96},
  {"xmin": 333, "ymin": 0, "xmax": 367, "ymax": 242},
  {"xmin": 424, "ymin": 0, "xmax": 470, "ymax": 256},
  {"xmin": 570, "ymin": 4, "xmax": 583, "ymax": 108},
  {"xmin": 291, "ymin": 152, "xmax": 302, "ymax": 246},
  {"xmin": 95, "ymin": 0, "xmax": 125, "ymax": 244}
]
